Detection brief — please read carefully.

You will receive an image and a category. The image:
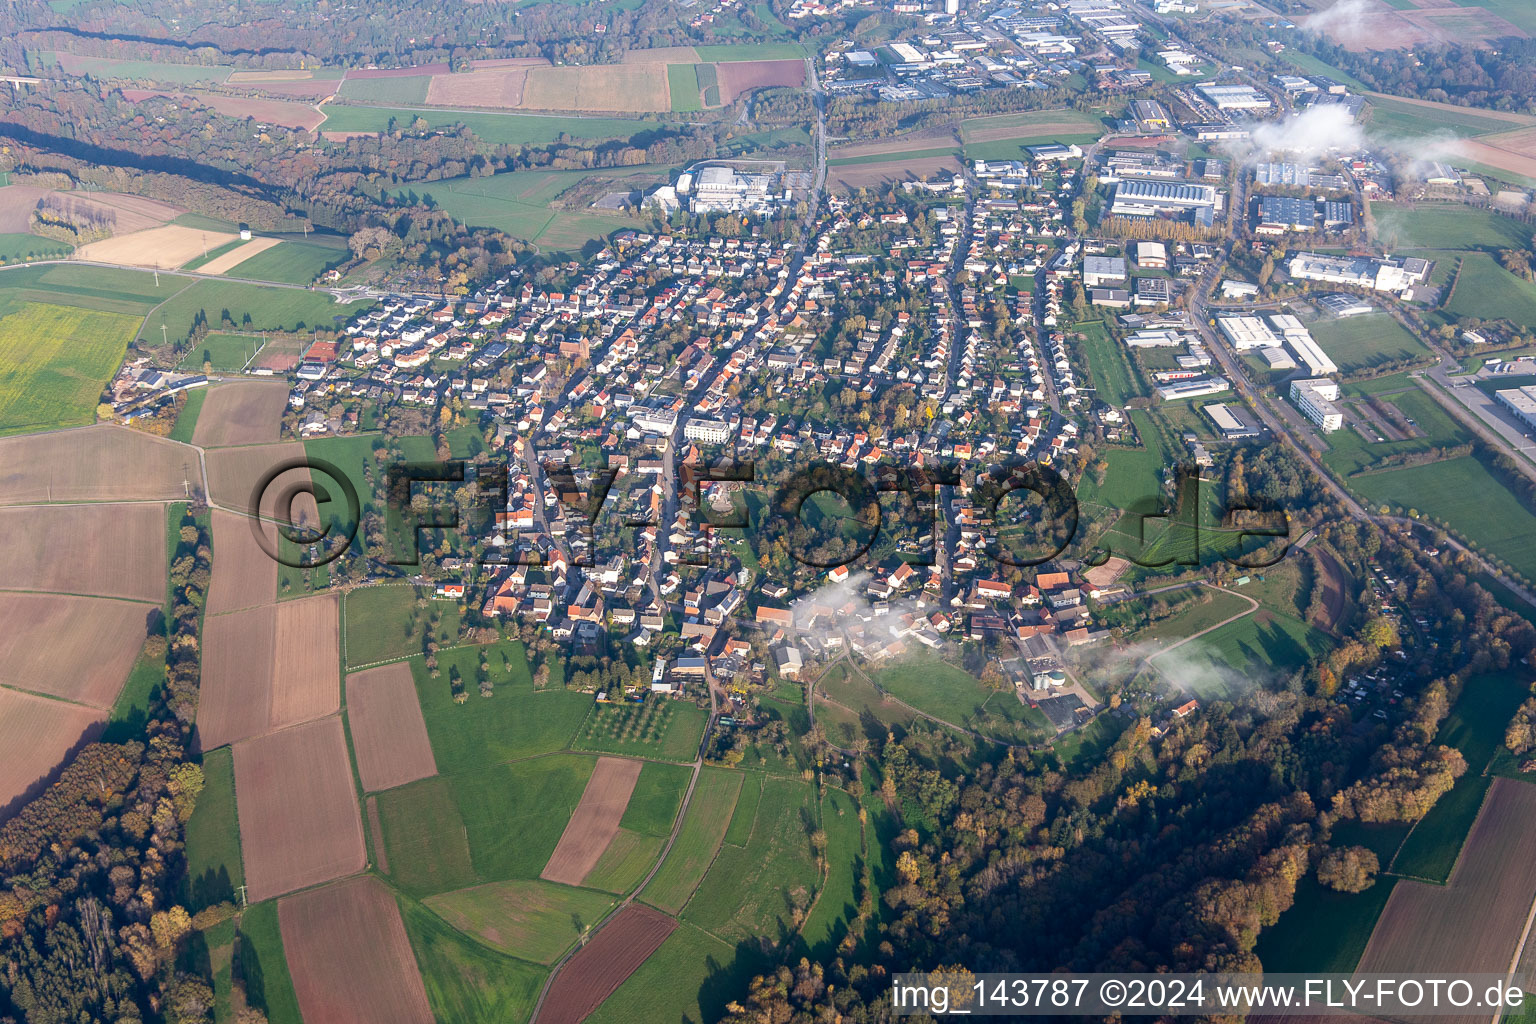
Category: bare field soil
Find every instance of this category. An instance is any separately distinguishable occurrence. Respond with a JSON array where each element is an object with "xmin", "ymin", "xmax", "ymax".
[
  {"xmin": 206, "ymin": 509, "xmax": 279, "ymax": 614},
  {"xmin": 426, "ymin": 69, "xmax": 529, "ymax": 108},
  {"xmin": 0, "ymin": 425, "xmax": 200, "ymax": 504},
  {"xmin": 1456, "ymin": 138, "xmax": 1536, "ymax": 183},
  {"xmin": 192, "ymin": 380, "xmax": 290, "ymax": 447},
  {"xmin": 346, "ymin": 663, "xmax": 438, "ymax": 792},
  {"xmin": 962, "ymin": 116, "xmax": 1102, "ymax": 145},
  {"xmin": 279, "ymin": 876, "xmax": 434, "ymax": 1024},
  {"xmin": 191, "ymin": 94, "xmax": 325, "ymax": 130},
  {"xmin": 539, "ymin": 904, "xmax": 677, "ymax": 1024},
  {"xmin": 272, "ymin": 595, "xmax": 341, "ymax": 727},
  {"xmin": 0, "ymin": 503, "xmax": 165, "ymax": 601},
  {"xmin": 198, "ymin": 604, "xmax": 277, "ymax": 749},
  {"xmin": 234, "ymin": 715, "xmax": 367, "ymax": 902},
  {"xmin": 829, "ymin": 128, "xmax": 958, "ymax": 160},
  {"xmin": 198, "ymin": 595, "xmax": 339, "ymax": 749},
  {"xmin": 541, "ymin": 756, "xmax": 643, "ymax": 886},
  {"xmin": 198, "ymin": 237, "xmax": 283, "ymax": 275},
  {"xmin": 520, "ymin": 64, "xmax": 672, "ymax": 112},
  {"xmin": 230, "ymin": 79, "xmax": 340, "ymax": 99},
  {"xmin": 1320, "ymin": 1, "xmax": 1525, "ymax": 50},
  {"xmin": 228, "ymin": 69, "xmax": 316, "ymax": 82},
  {"xmin": 53, "ymin": 191, "xmax": 184, "ymax": 235},
  {"xmin": 0, "ymin": 688, "xmax": 106, "ymax": 819},
  {"xmin": 204, "ymin": 442, "xmax": 316, "ymax": 521},
  {"xmin": 76, "ymin": 224, "xmax": 238, "ymax": 269},
  {"xmin": 830, "ymin": 154, "xmax": 961, "ymax": 190},
  {"xmin": 1356, "ymin": 778, "xmax": 1536, "ymax": 1020},
  {"xmin": 0, "ymin": 593, "xmax": 153, "ymax": 708},
  {"xmin": 0, "ymin": 185, "xmax": 52, "ymax": 233},
  {"xmin": 716, "ymin": 60, "xmax": 805, "ymax": 103}
]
